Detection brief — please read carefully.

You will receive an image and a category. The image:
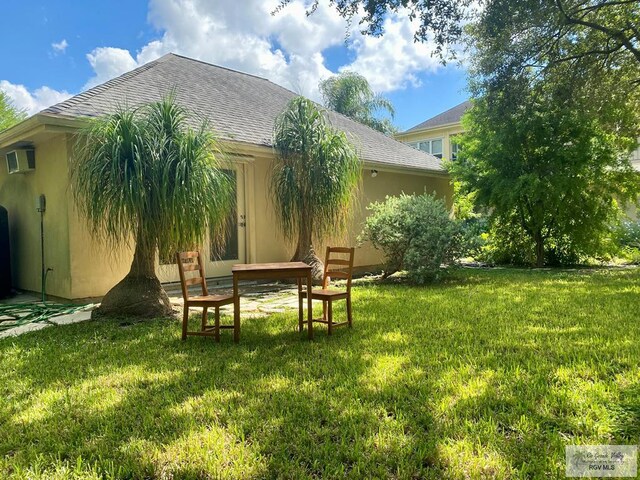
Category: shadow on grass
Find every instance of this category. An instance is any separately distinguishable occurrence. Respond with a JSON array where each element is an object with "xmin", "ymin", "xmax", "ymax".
[{"xmin": 1, "ymin": 266, "xmax": 639, "ymax": 478}]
